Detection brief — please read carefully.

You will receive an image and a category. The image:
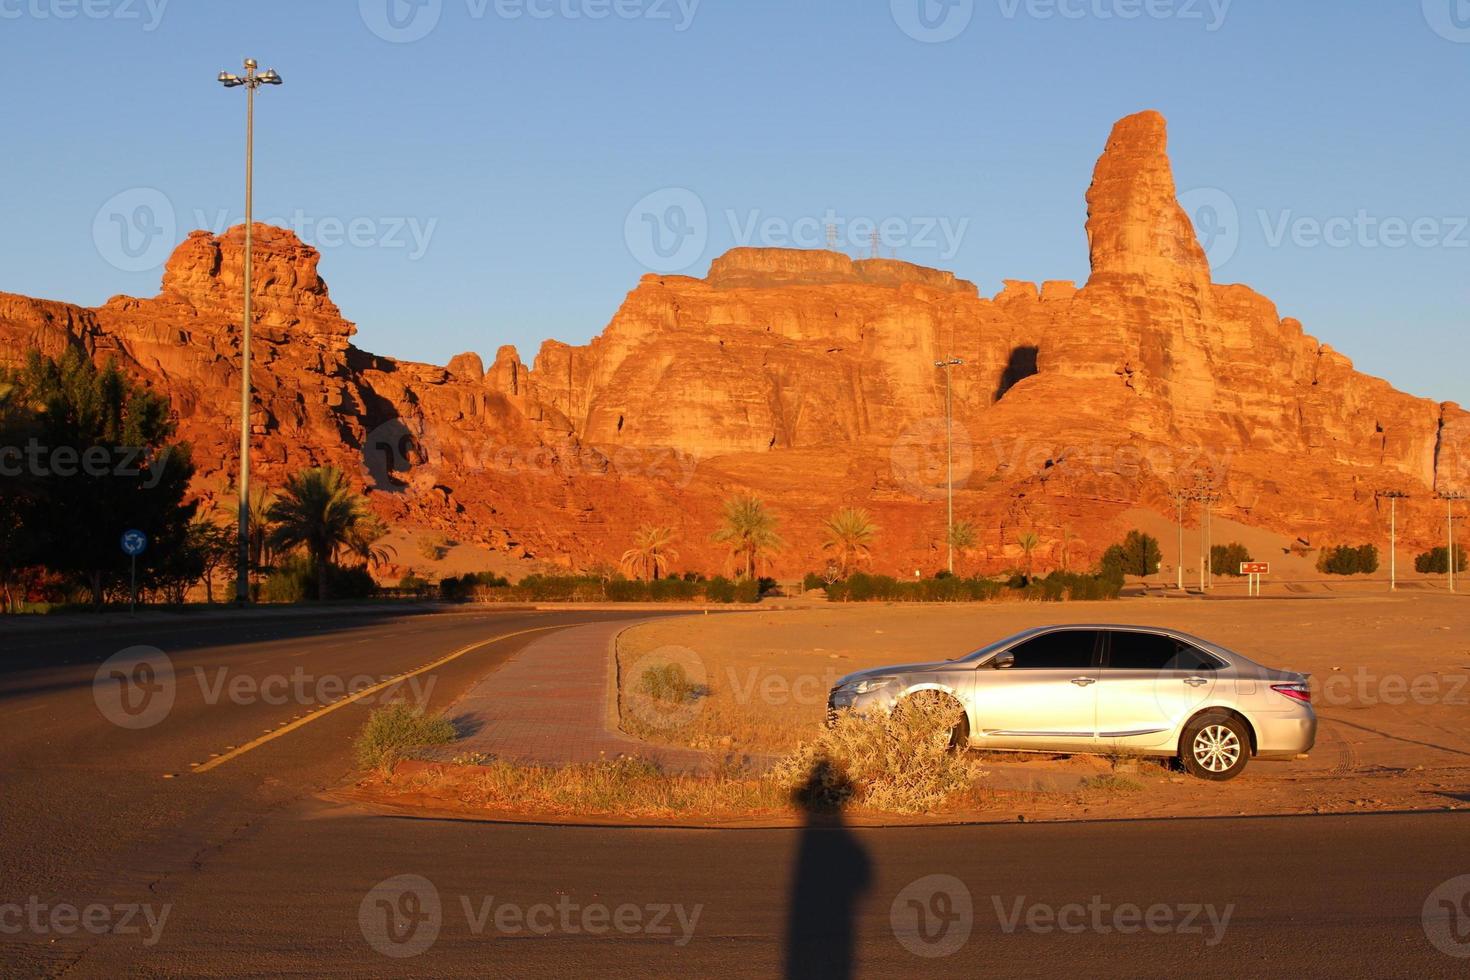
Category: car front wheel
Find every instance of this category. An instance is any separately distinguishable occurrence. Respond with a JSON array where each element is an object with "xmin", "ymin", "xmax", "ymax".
[{"xmin": 1179, "ymin": 711, "xmax": 1250, "ymax": 781}]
